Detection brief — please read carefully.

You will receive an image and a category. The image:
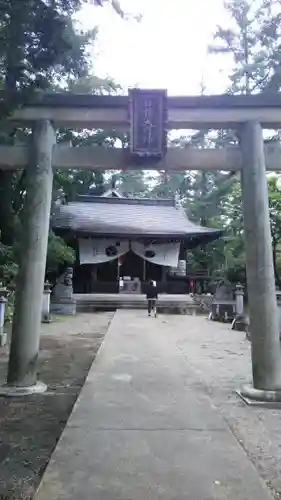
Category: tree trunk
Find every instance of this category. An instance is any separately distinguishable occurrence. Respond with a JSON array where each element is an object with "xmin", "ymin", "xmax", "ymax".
[
  {"xmin": 0, "ymin": 171, "xmax": 16, "ymax": 245},
  {"xmin": 0, "ymin": 1, "xmax": 24, "ymax": 246}
]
